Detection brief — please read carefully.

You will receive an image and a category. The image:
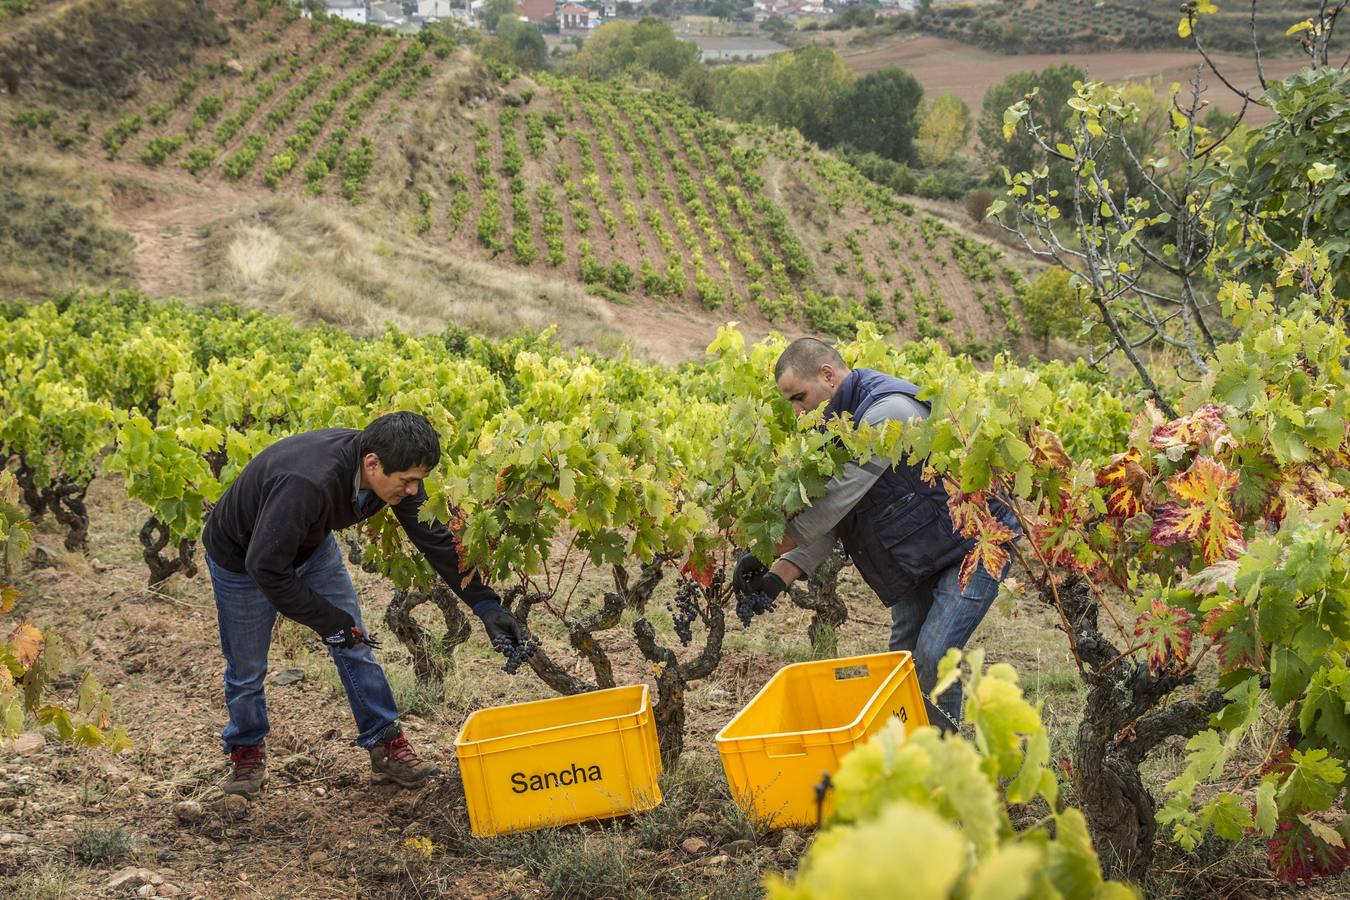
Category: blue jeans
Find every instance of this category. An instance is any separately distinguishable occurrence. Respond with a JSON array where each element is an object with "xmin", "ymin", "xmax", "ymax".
[
  {"xmin": 206, "ymin": 535, "xmax": 399, "ymax": 751},
  {"xmin": 889, "ymin": 555, "xmax": 1009, "ymax": 733}
]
